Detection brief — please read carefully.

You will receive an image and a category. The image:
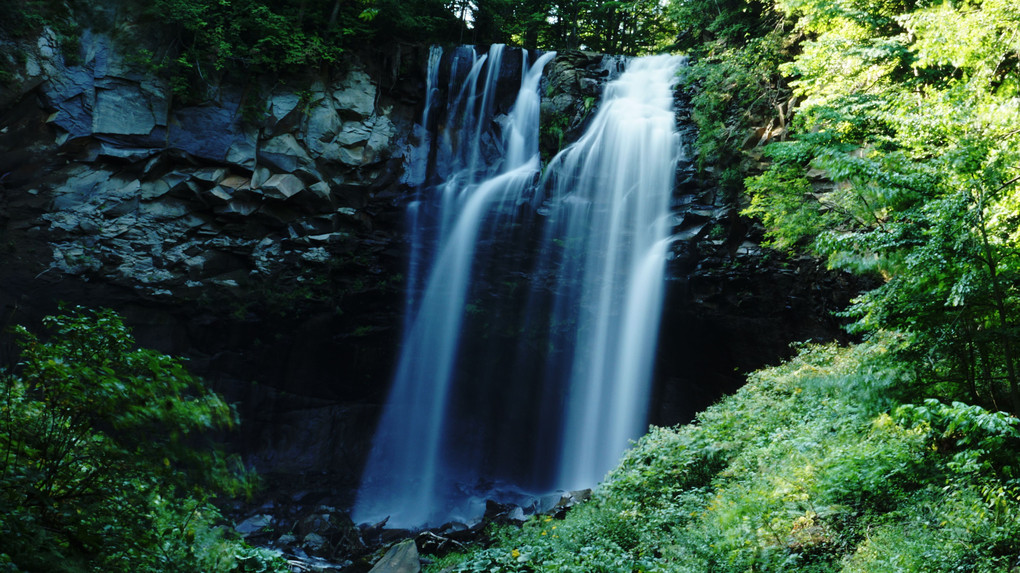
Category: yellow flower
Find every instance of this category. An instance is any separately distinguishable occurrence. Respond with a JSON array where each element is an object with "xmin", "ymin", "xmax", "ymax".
[{"xmin": 511, "ymin": 549, "xmax": 521, "ymax": 559}]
